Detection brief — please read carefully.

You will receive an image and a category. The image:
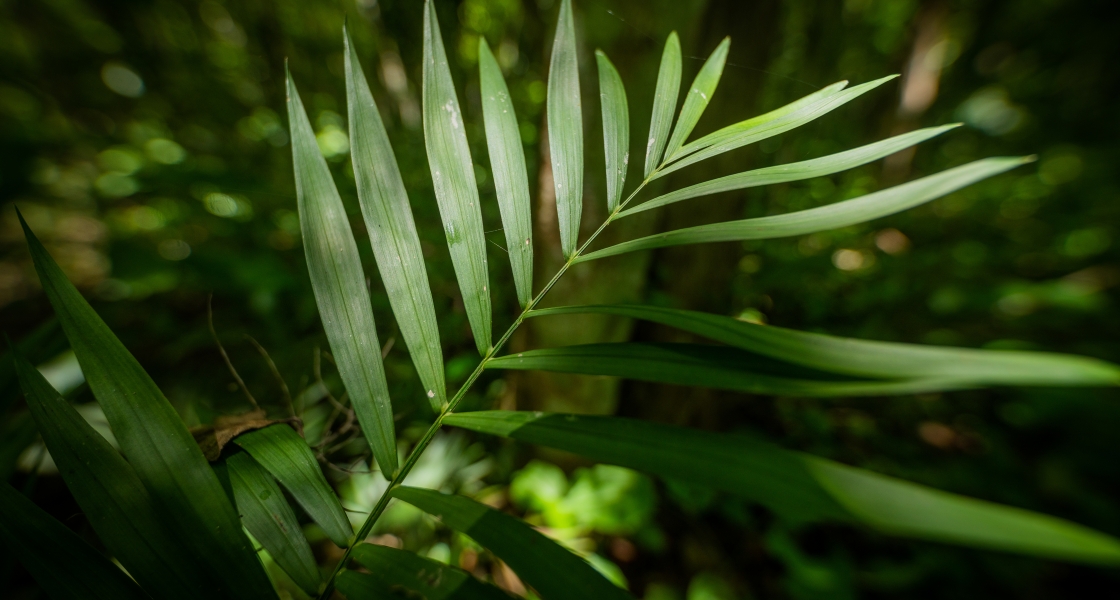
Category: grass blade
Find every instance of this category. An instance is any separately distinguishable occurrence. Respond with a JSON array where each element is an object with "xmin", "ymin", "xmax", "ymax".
[
  {"xmin": 287, "ymin": 70, "xmax": 398, "ymax": 476},
  {"xmin": 644, "ymin": 32, "xmax": 681, "ymax": 177},
  {"xmin": 235, "ymin": 424, "xmax": 353, "ymax": 548},
  {"xmin": 345, "ymin": 26, "xmax": 447, "ymax": 411},
  {"xmin": 479, "ymin": 38, "xmax": 534, "ymax": 307},
  {"xmin": 547, "ymin": 0, "xmax": 584, "ymax": 257},
  {"xmin": 393, "ymin": 487, "xmax": 633, "ymax": 599},
  {"xmin": 423, "ymin": 0, "xmax": 492, "ymax": 354},
  {"xmin": 18, "ymin": 213, "xmax": 276, "ymax": 599},
  {"xmin": 338, "ymin": 543, "xmax": 513, "ymax": 600},
  {"xmin": 621, "ymin": 124, "xmax": 960, "ymax": 218},
  {"xmin": 0, "ymin": 482, "xmax": 151, "ymax": 600},
  {"xmin": 661, "ymin": 37, "xmax": 729, "ymax": 161},
  {"xmin": 595, "ymin": 49, "xmax": 629, "ymax": 212},
  {"xmin": 14, "ymin": 349, "xmax": 211, "ymax": 600},
  {"xmin": 578, "ymin": 156, "xmax": 1031, "ymax": 262},
  {"xmin": 486, "ymin": 343, "xmax": 968, "ymax": 397},
  {"xmin": 528, "ymin": 305, "xmax": 1120, "ymax": 386},
  {"xmin": 224, "ymin": 453, "xmax": 321, "ymax": 595},
  {"xmin": 444, "ymin": 412, "xmax": 1120, "ymax": 566}
]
